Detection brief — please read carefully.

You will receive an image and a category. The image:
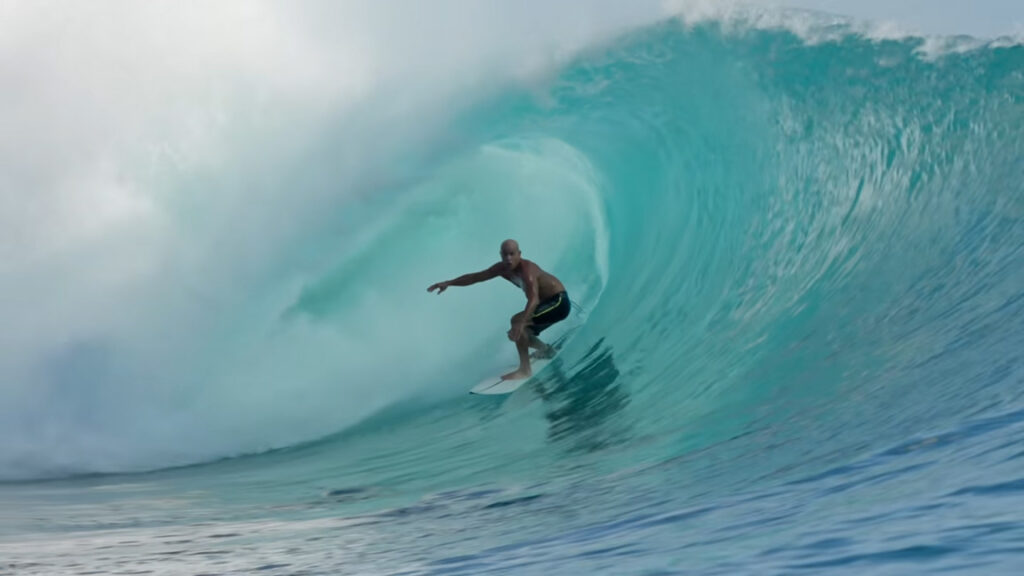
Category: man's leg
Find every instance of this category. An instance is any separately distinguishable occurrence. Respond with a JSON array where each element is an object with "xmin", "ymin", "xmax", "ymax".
[
  {"xmin": 501, "ymin": 330, "xmax": 532, "ymax": 380},
  {"xmin": 502, "ymin": 312, "xmax": 533, "ymax": 380},
  {"xmin": 528, "ymin": 333, "xmax": 556, "ymax": 358},
  {"xmin": 524, "ymin": 293, "xmax": 567, "ymax": 359}
]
